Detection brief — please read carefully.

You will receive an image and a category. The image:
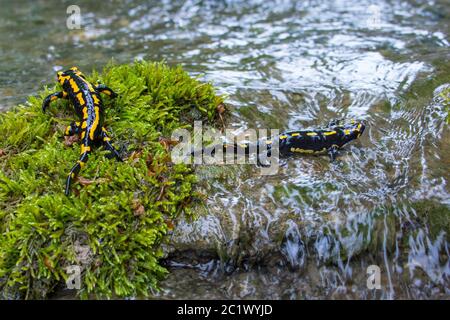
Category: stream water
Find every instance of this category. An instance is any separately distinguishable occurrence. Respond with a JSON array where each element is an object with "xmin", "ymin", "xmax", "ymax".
[{"xmin": 1, "ymin": 0, "xmax": 449, "ymax": 299}]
